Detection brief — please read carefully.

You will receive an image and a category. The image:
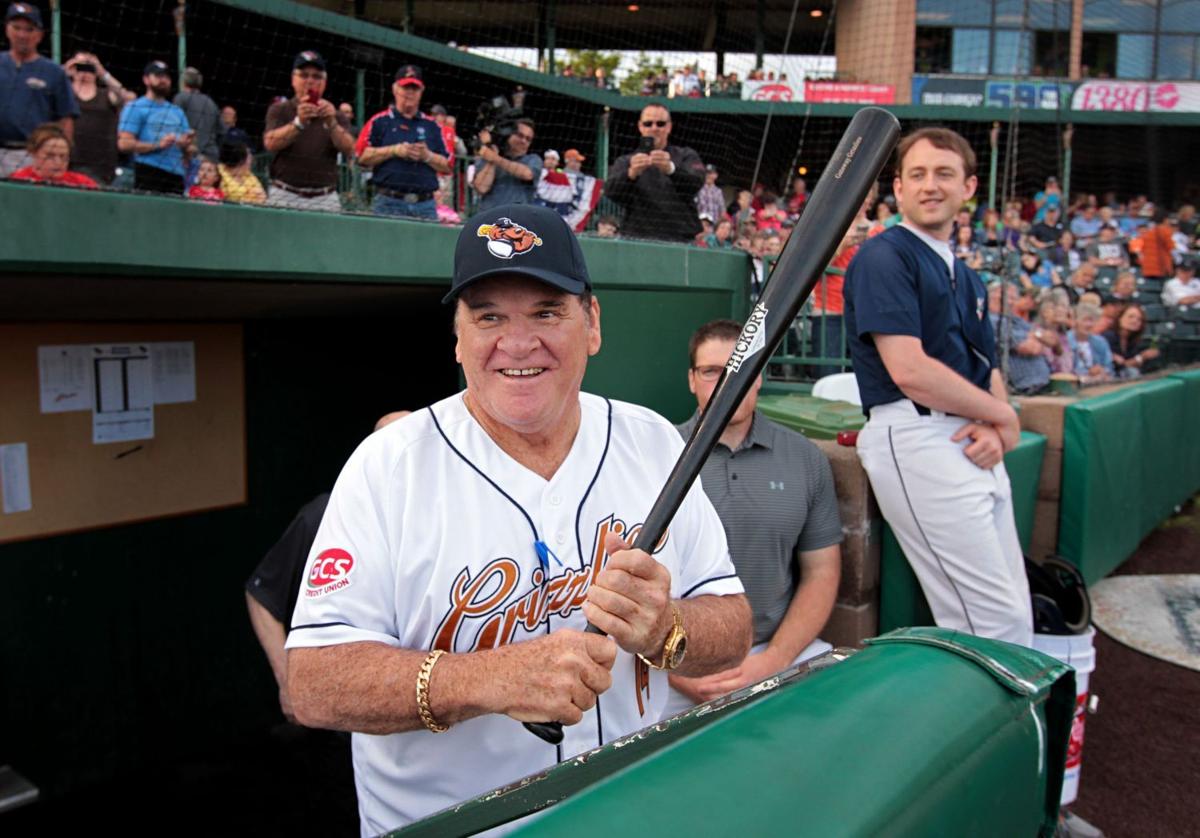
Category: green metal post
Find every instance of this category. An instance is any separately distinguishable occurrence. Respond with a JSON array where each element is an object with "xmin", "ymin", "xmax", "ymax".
[
  {"xmin": 49, "ymin": 0, "xmax": 61, "ymax": 63},
  {"xmin": 755, "ymin": 0, "xmax": 765, "ymax": 69},
  {"xmin": 1062, "ymin": 124, "xmax": 1073, "ymax": 202},
  {"xmin": 988, "ymin": 121, "xmax": 999, "ymax": 210},
  {"xmin": 546, "ymin": 0, "xmax": 556, "ymax": 75},
  {"xmin": 595, "ymin": 108, "xmax": 610, "ymax": 181},
  {"xmin": 355, "ymin": 69, "xmax": 366, "ymax": 129},
  {"xmin": 174, "ymin": 0, "xmax": 187, "ymax": 81}
]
